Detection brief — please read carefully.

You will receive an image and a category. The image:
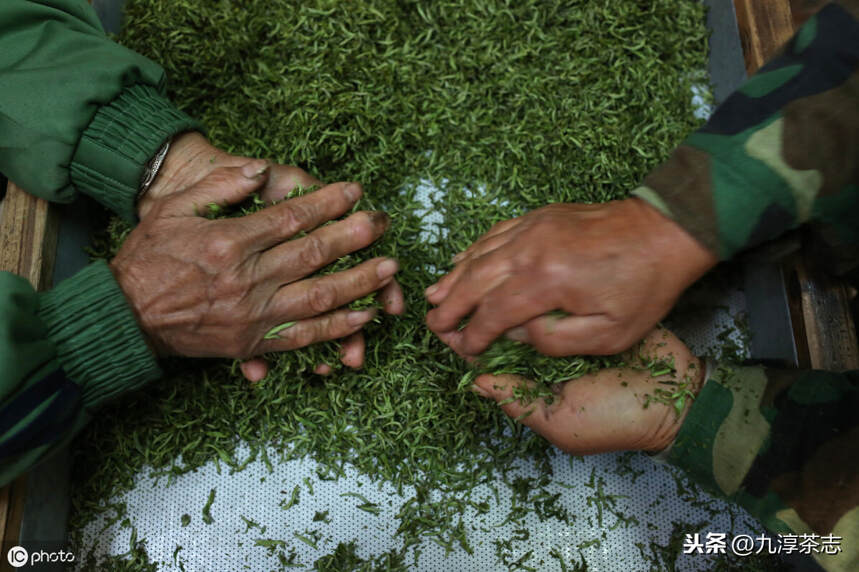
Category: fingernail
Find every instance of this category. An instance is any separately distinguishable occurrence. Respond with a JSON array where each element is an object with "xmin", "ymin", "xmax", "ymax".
[
  {"xmin": 343, "ymin": 183, "xmax": 362, "ymax": 202},
  {"xmin": 367, "ymin": 211, "xmax": 390, "ymax": 229},
  {"xmin": 452, "ymin": 251, "xmax": 465, "ymax": 263},
  {"xmin": 425, "ymin": 284, "xmax": 439, "ymax": 297},
  {"xmin": 347, "ymin": 310, "xmax": 375, "ymax": 326},
  {"xmin": 506, "ymin": 327, "xmax": 529, "ymax": 343},
  {"xmin": 470, "ymin": 383, "xmax": 490, "ymax": 398},
  {"xmin": 242, "ymin": 160, "xmax": 269, "ymax": 179},
  {"xmin": 376, "ymin": 258, "xmax": 399, "ymax": 279}
]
